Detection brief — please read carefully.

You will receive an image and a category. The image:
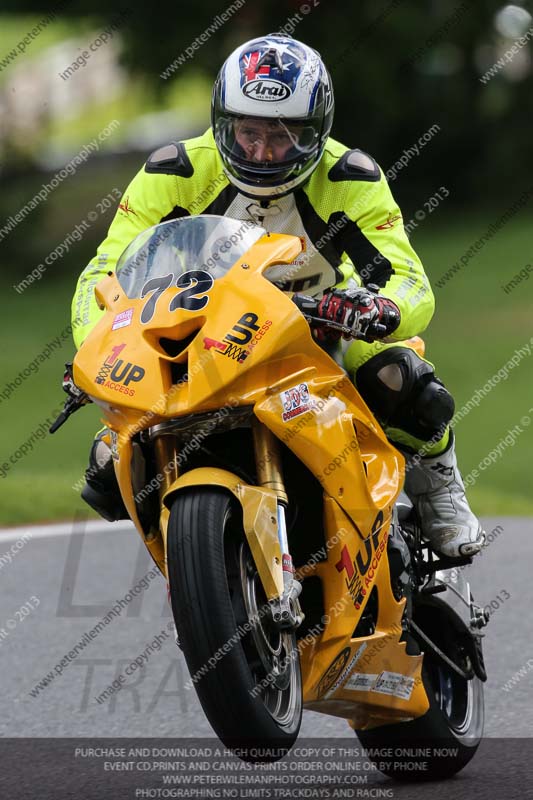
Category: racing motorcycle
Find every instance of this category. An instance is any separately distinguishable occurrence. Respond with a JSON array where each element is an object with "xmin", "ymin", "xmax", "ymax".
[{"xmin": 52, "ymin": 214, "xmax": 487, "ymax": 778}]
